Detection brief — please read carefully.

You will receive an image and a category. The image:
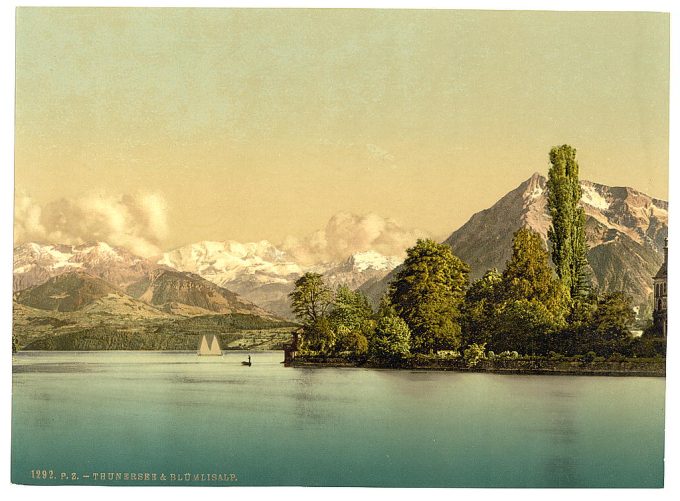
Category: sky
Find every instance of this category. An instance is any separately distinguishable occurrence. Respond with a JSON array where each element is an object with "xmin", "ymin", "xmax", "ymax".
[{"xmin": 14, "ymin": 8, "xmax": 669, "ymax": 260}]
